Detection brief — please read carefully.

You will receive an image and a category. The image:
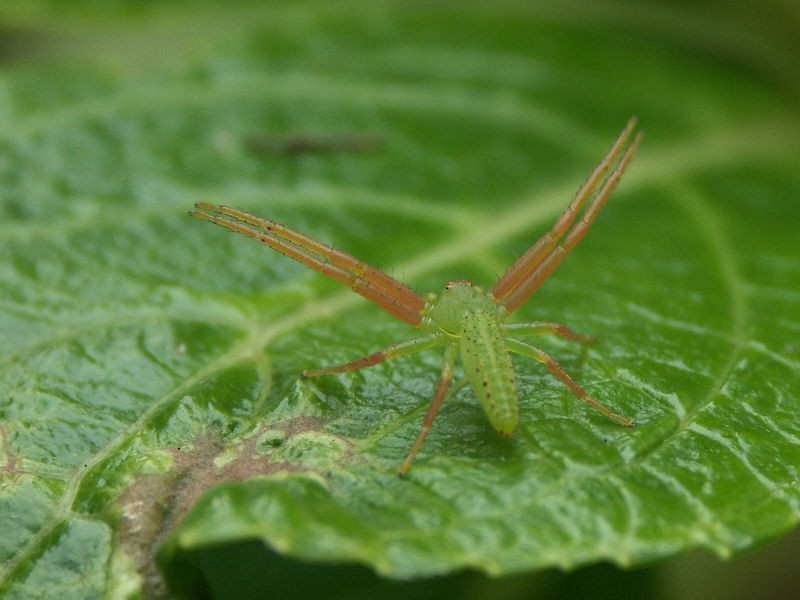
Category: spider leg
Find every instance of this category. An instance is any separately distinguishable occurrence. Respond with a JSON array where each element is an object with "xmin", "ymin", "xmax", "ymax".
[
  {"xmin": 191, "ymin": 203, "xmax": 427, "ymax": 326},
  {"xmin": 491, "ymin": 120, "xmax": 642, "ymax": 313},
  {"xmin": 302, "ymin": 333, "xmax": 446, "ymax": 377},
  {"xmin": 399, "ymin": 343, "xmax": 458, "ymax": 477},
  {"xmin": 502, "ymin": 321, "xmax": 595, "ymax": 343},
  {"xmin": 505, "ymin": 338, "xmax": 634, "ymax": 427},
  {"xmin": 492, "ymin": 118, "xmax": 638, "ymax": 303}
]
